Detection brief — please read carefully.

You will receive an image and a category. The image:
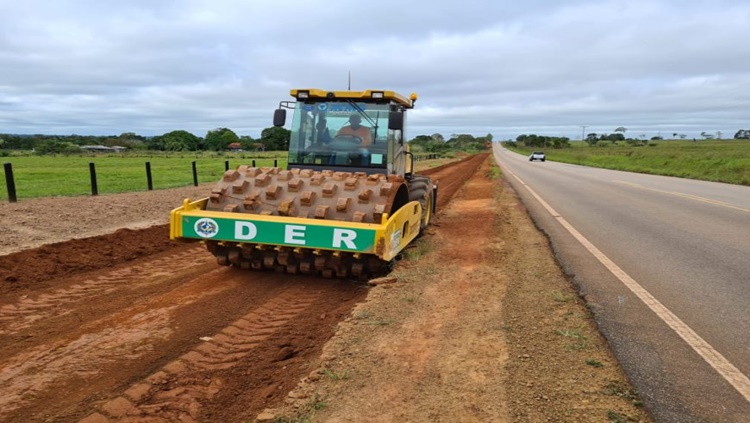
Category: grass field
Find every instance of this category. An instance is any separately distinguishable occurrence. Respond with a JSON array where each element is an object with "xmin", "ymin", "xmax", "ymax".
[
  {"xmin": 0, "ymin": 151, "xmax": 447, "ymax": 201},
  {"xmin": 510, "ymin": 140, "xmax": 750, "ymax": 186},
  {"xmin": 0, "ymin": 152, "xmax": 287, "ymax": 201}
]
